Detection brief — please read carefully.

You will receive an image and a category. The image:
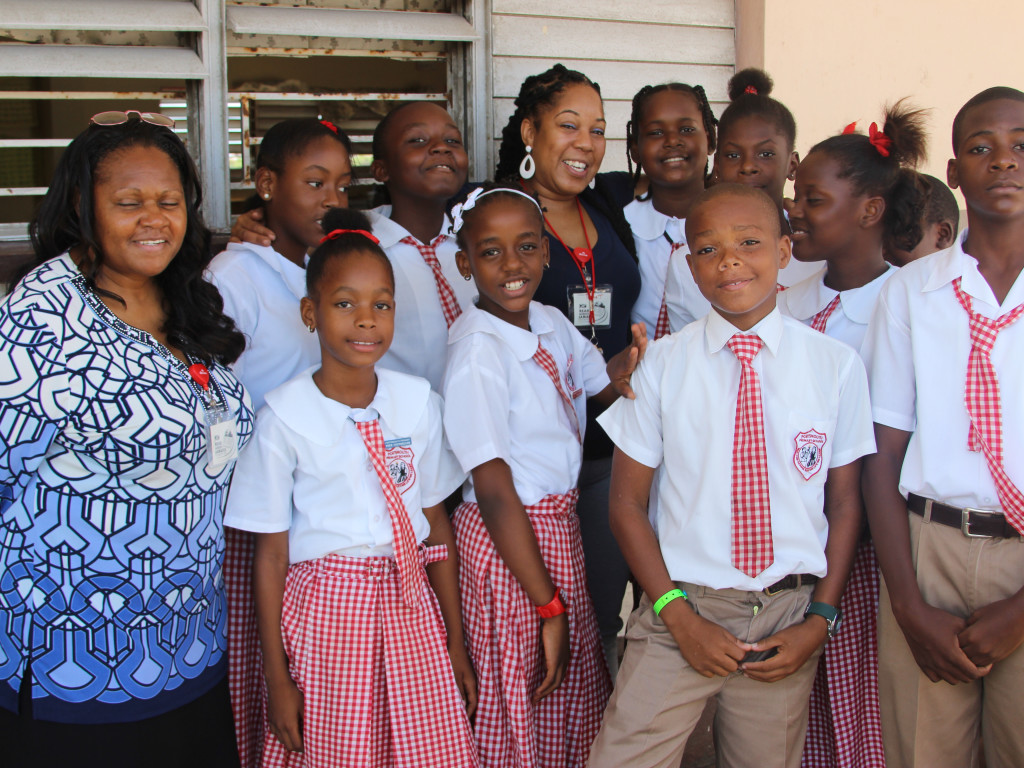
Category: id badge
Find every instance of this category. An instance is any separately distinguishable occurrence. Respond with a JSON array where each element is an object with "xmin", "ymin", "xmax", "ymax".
[
  {"xmin": 567, "ymin": 284, "xmax": 613, "ymax": 329},
  {"xmin": 205, "ymin": 406, "xmax": 239, "ymax": 471}
]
